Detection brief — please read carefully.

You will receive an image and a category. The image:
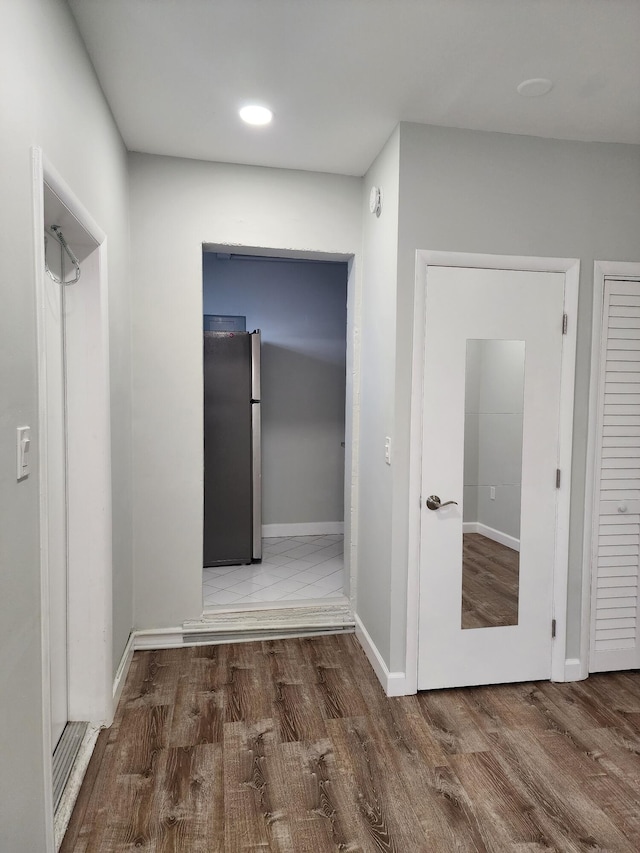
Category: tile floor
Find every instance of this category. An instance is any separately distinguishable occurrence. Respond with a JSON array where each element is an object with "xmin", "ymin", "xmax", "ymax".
[{"xmin": 203, "ymin": 534, "xmax": 345, "ymax": 608}]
